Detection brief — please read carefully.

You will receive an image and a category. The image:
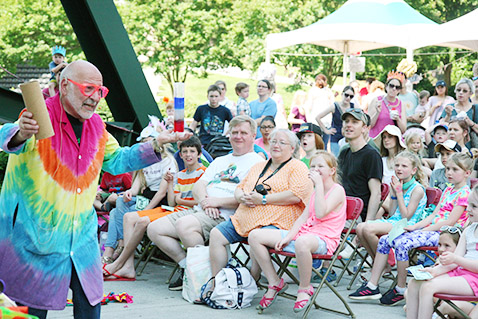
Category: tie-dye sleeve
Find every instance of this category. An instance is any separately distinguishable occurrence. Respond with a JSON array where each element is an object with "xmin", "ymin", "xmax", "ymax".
[
  {"xmin": 0, "ymin": 123, "xmax": 36, "ymax": 154},
  {"xmin": 101, "ymin": 132, "xmax": 161, "ymax": 175}
]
